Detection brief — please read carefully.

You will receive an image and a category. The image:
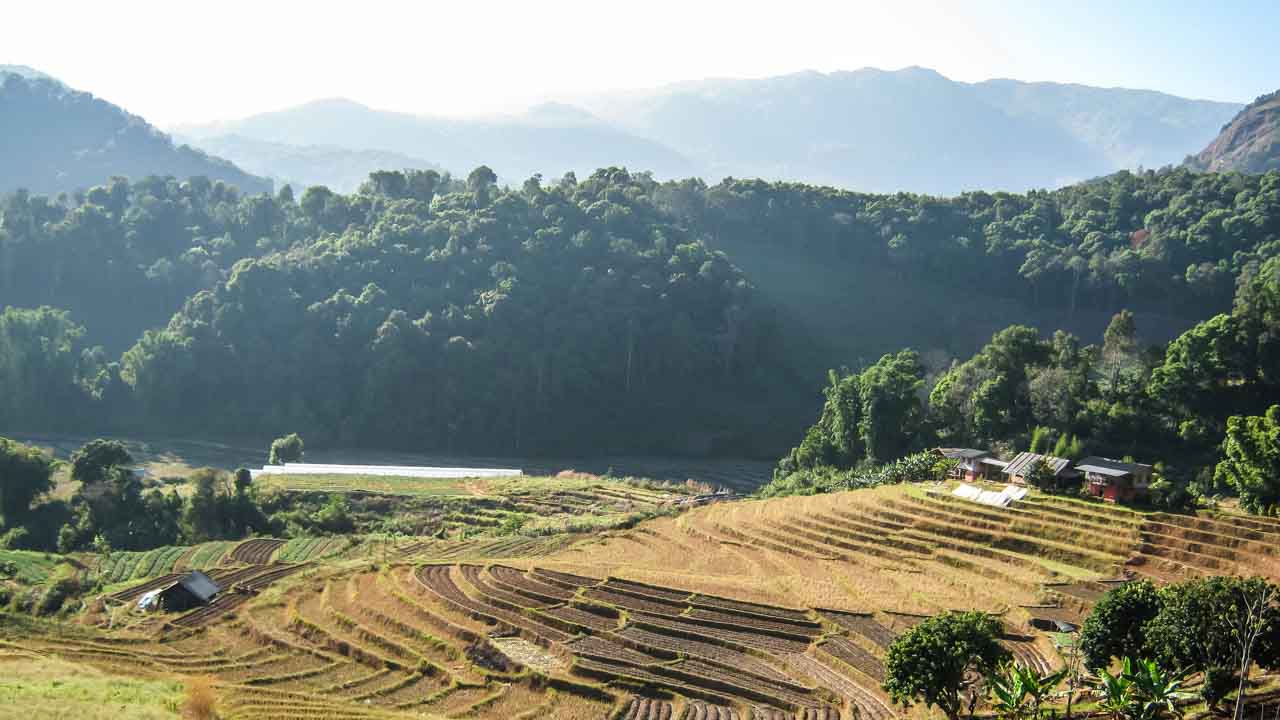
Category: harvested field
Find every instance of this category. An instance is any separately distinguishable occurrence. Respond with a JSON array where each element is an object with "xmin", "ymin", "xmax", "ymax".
[
  {"xmin": 622, "ymin": 697, "xmax": 677, "ymax": 720},
  {"xmin": 229, "ymin": 538, "xmax": 288, "ymax": 564},
  {"xmin": 15, "ymin": 480, "xmax": 1280, "ymax": 720}
]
